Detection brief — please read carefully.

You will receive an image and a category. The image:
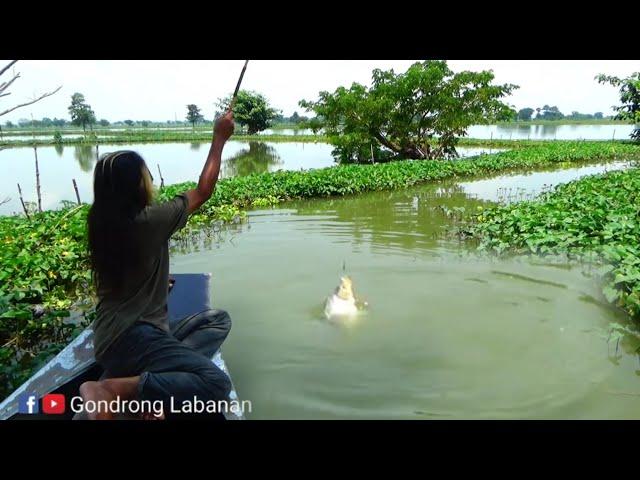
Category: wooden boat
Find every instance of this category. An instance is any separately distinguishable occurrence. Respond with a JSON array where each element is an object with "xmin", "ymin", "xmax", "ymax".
[{"xmin": 0, "ymin": 273, "xmax": 243, "ymax": 420}]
